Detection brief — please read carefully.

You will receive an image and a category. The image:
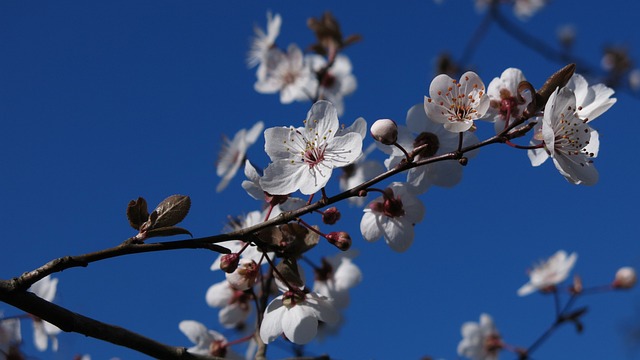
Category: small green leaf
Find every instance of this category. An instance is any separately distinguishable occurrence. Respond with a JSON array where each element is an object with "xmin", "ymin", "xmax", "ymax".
[{"xmin": 126, "ymin": 197, "xmax": 149, "ymax": 230}]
